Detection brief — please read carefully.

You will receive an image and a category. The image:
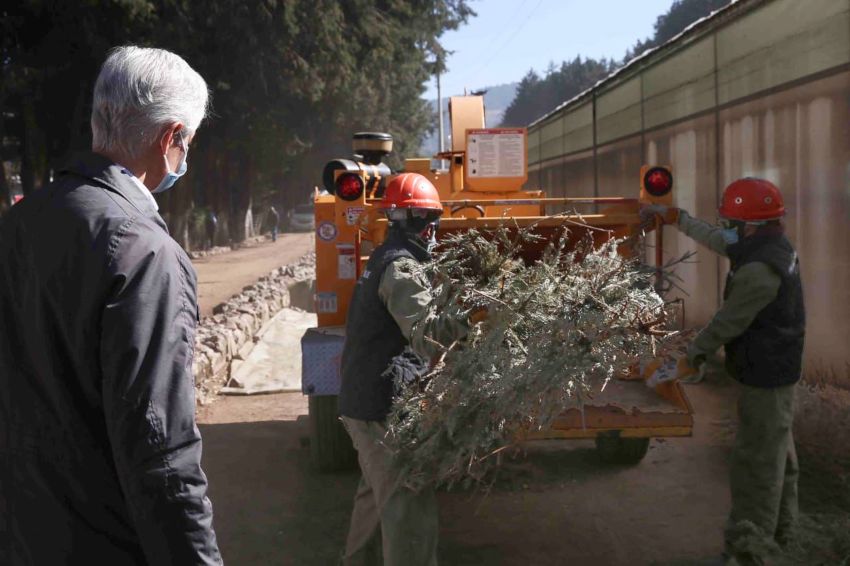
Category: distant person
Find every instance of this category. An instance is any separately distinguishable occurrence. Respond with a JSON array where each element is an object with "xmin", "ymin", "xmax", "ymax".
[
  {"xmin": 642, "ymin": 178, "xmax": 804, "ymax": 565},
  {"xmin": 205, "ymin": 209, "xmax": 218, "ymax": 250},
  {"xmin": 269, "ymin": 205, "xmax": 280, "ymax": 241},
  {"xmin": 0, "ymin": 46, "xmax": 222, "ymax": 564}
]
